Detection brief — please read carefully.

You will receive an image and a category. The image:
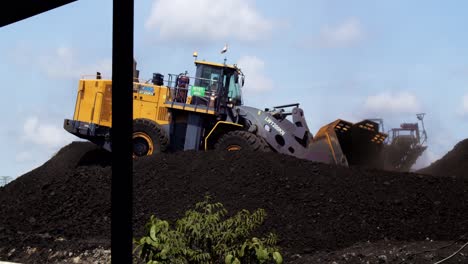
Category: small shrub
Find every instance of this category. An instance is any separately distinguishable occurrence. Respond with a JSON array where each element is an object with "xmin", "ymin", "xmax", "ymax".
[{"xmin": 134, "ymin": 196, "xmax": 282, "ymax": 264}]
